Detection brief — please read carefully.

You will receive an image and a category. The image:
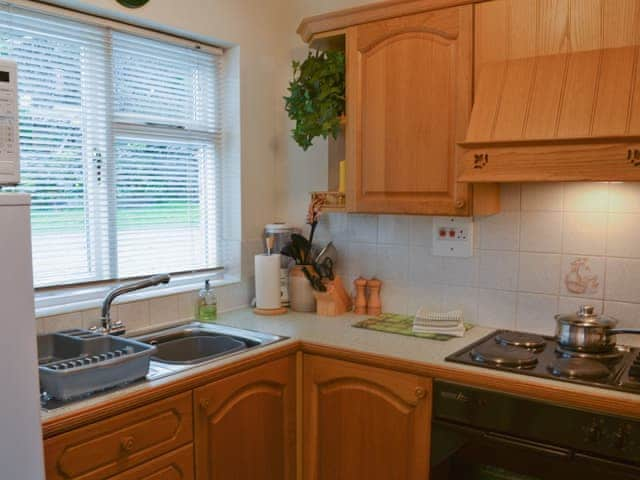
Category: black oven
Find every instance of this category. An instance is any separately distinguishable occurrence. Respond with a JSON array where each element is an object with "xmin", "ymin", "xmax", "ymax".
[{"xmin": 430, "ymin": 381, "xmax": 640, "ymax": 480}]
